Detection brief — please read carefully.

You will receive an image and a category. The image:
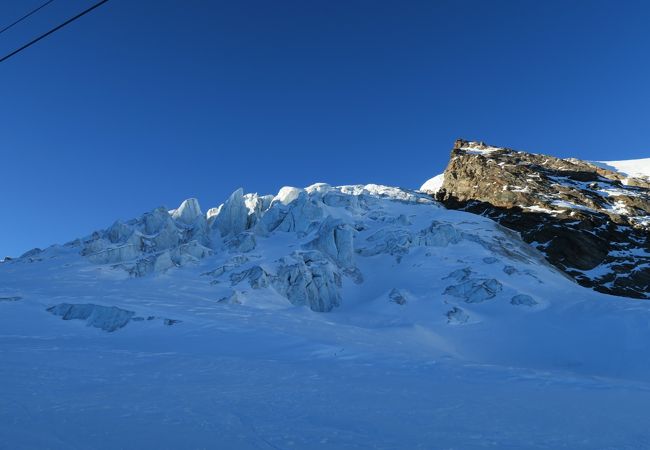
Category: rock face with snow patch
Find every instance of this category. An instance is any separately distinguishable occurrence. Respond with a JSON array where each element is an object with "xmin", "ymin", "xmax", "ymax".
[{"xmin": 434, "ymin": 139, "xmax": 650, "ymax": 299}]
